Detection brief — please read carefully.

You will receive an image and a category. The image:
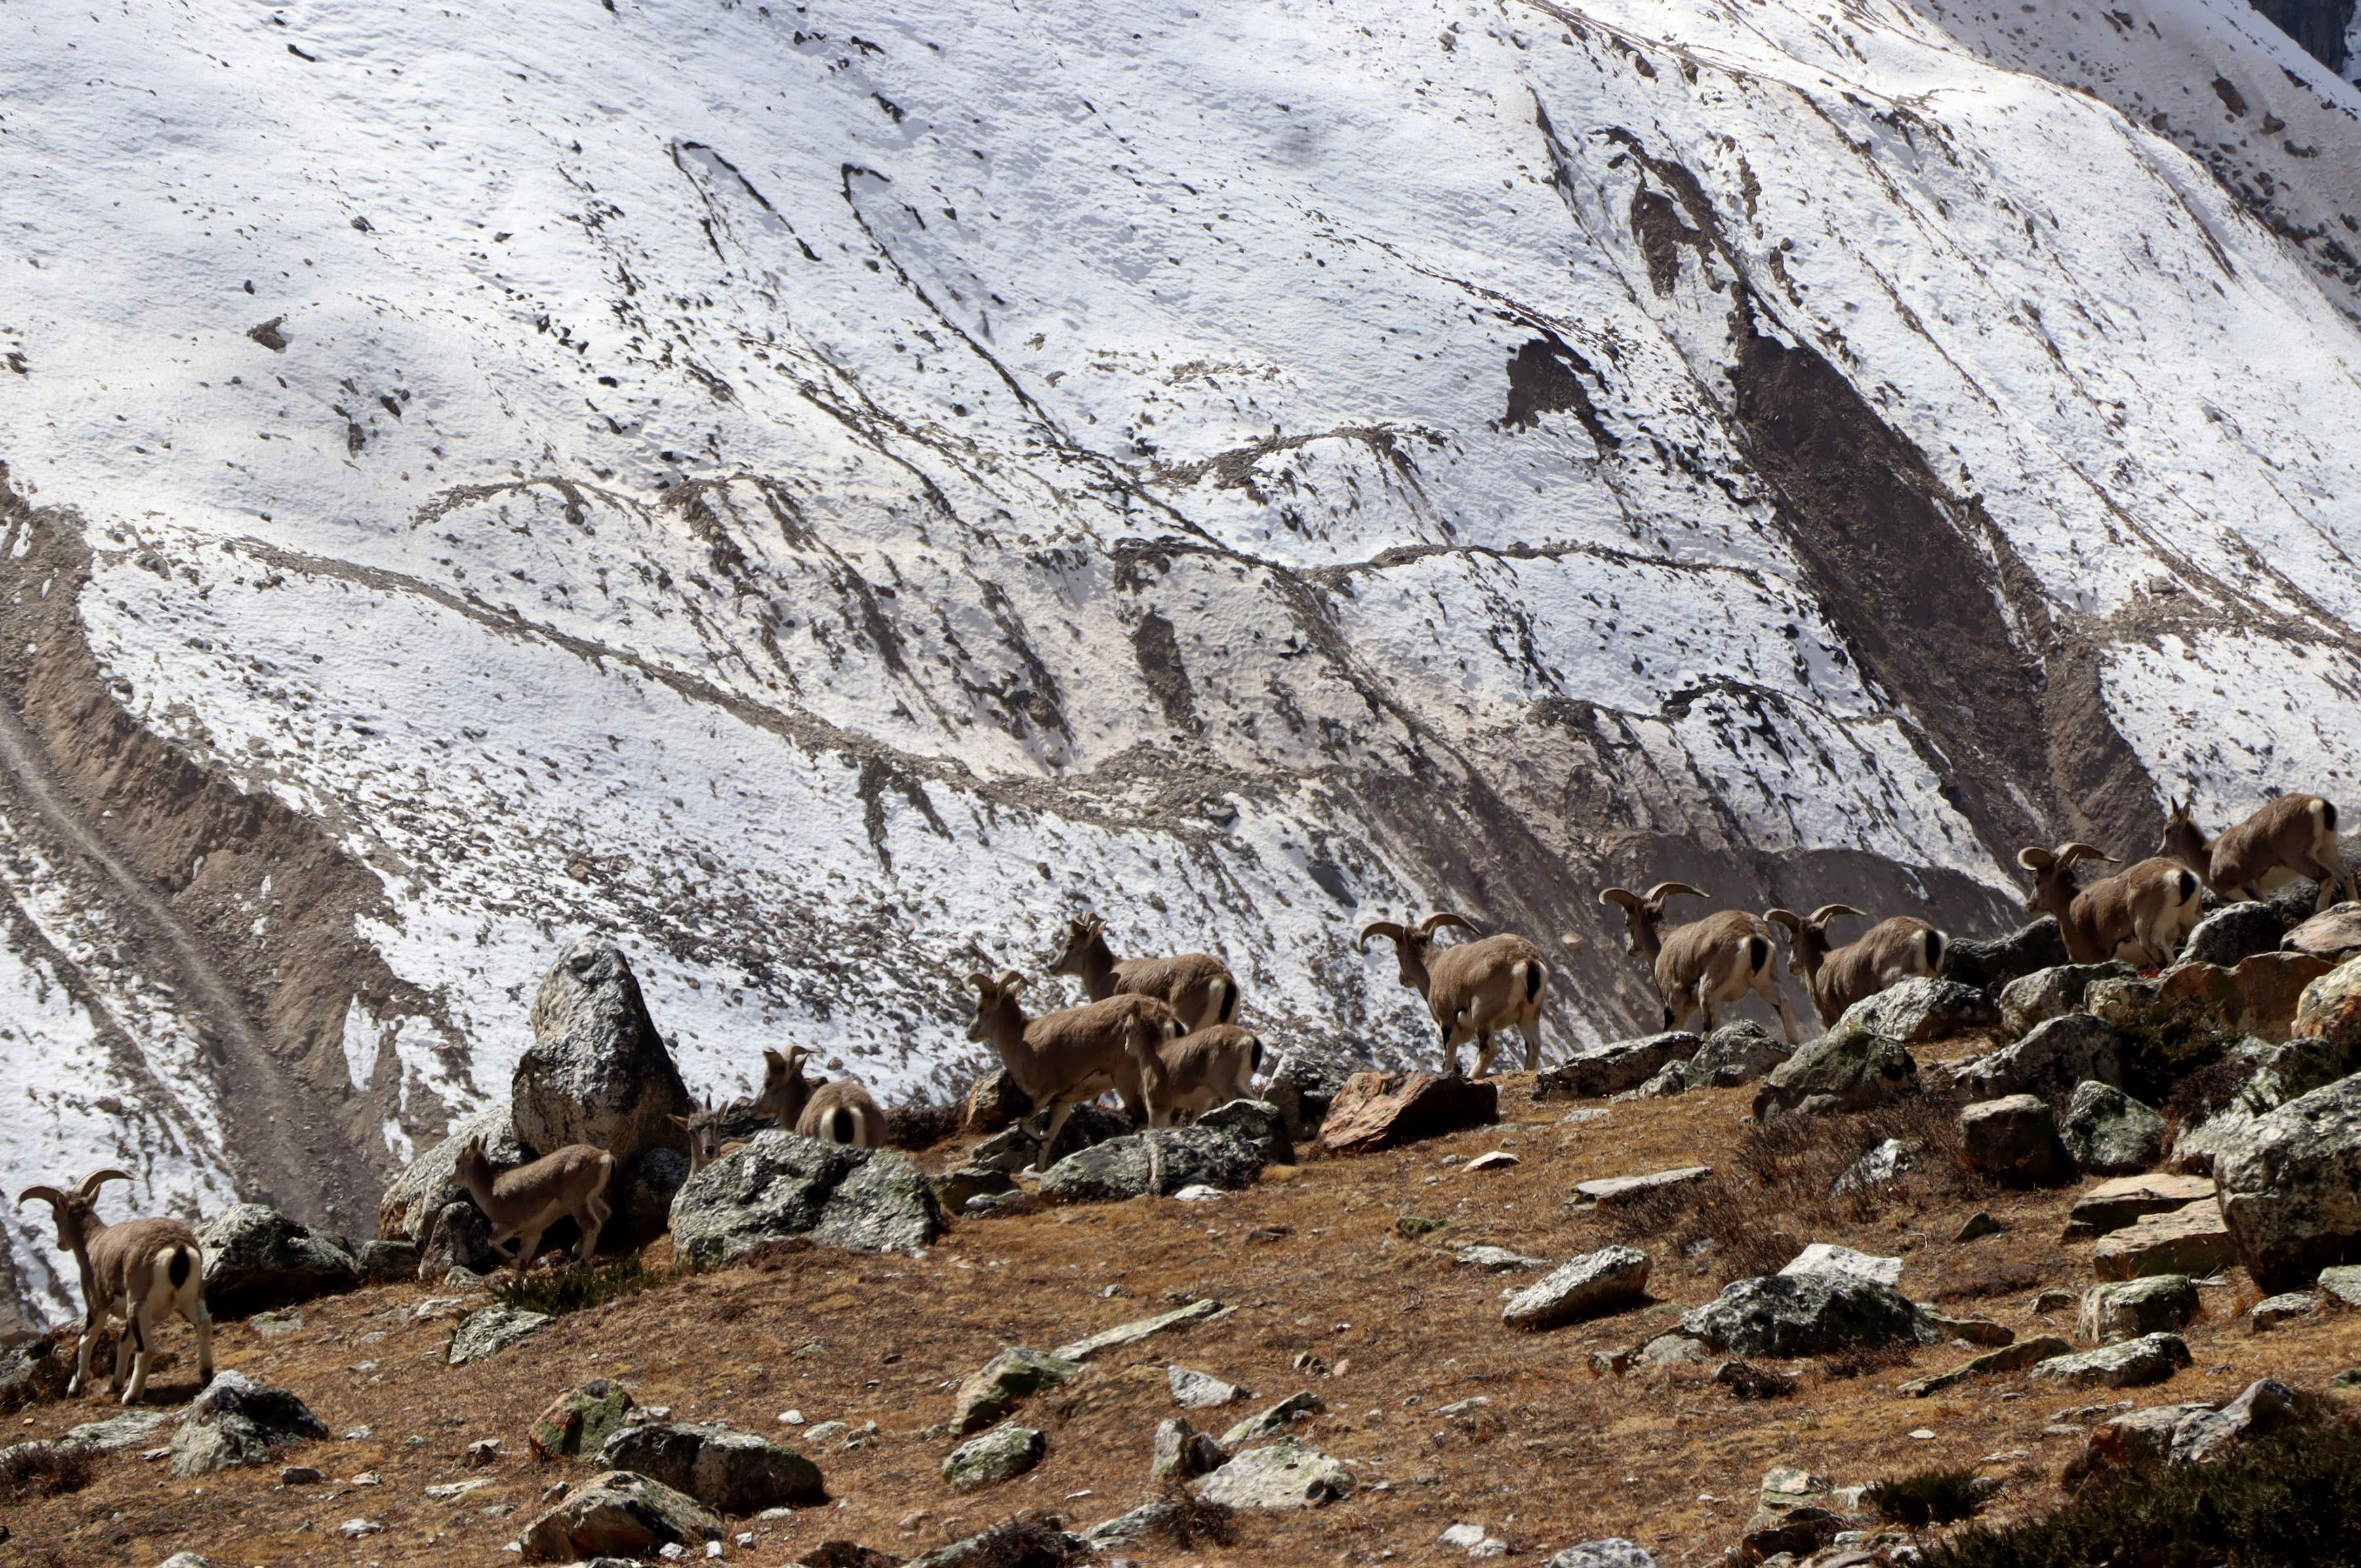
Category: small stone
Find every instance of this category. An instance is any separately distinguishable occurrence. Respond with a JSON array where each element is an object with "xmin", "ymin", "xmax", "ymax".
[
  {"xmin": 1191, "ymin": 1436, "xmax": 1353, "ymax": 1508},
  {"xmin": 1537, "ymin": 1034, "xmax": 1699, "ymax": 1101},
  {"xmin": 1219, "ymin": 1391, "xmax": 1325, "ymax": 1448},
  {"xmin": 802, "ymin": 1421, "xmax": 850, "ymax": 1445},
  {"xmin": 1171, "ymin": 1183, "xmax": 1226, "ymax": 1201},
  {"xmin": 1463, "ymin": 1151, "xmax": 1520, "ymax": 1173},
  {"xmin": 466, "ymin": 1438, "xmax": 502, "ymax": 1467},
  {"xmin": 2027, "ymin": 1332, "xmax": 2192, "ymax": 1388},
  {"xmin": 2077, "ymin": 1276, "xmax": 2200, "ymax": 1342},
  {"xmin": 1955, "ymin": 1211, "xmax": 2004, "ymax": 1242},
  {"xmin": 940, "ymin": 1423, "xmax": 1044, "ymax": 1492},
  {"xmin": 1567, "ymin": 1167, "xmax": 1710, "ymax": 1208},
  {"xmin": 1320, "ymin": 1071, "xmax": 1499, "ymax": 1152},
  {"xmin": 1501, "ymin": 1246, "xmax": 1653, "ymax": 1331},
  {"xmin": 1148, "ymin": 1417, "xmax": 1227, "ymax": 1481},
  {"xmin": 1681, "ymin": 1272, "xmax": 1937, "ymax": 1357},
  {"xmin": 1779, "ymin": 1243, "xmax": 1903, "ymax": 1288},
  {"xmin": 1167, "ymin": 1366, "xmax": 1249, "ymax": 1408},
  {"xmin": 2250, "ymin": 1292, "xmax": 2318, "ymax": 1331},
  {"xmin": 281, "ymin": 1465, "xmax": 324, "ymax": 1485},
  {"xmin": 1836, "ymin": 976, "xmax": 1998, "ymax": 1043},
  {"xmin": 1640, "ymin": 1333, "xmax": 1710, "ymax": 1365},
  {"xmin": 336, "ymin": 1519, "xmax": 386, "ymax": 1540},
  {"xmin": 2031, "ymin": 1288, "xmax": 2077, "ymax": 1313},
  {"xmin": 1832, "ymin": 1138, "xmax": 1914, "ymax": 1196}
]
